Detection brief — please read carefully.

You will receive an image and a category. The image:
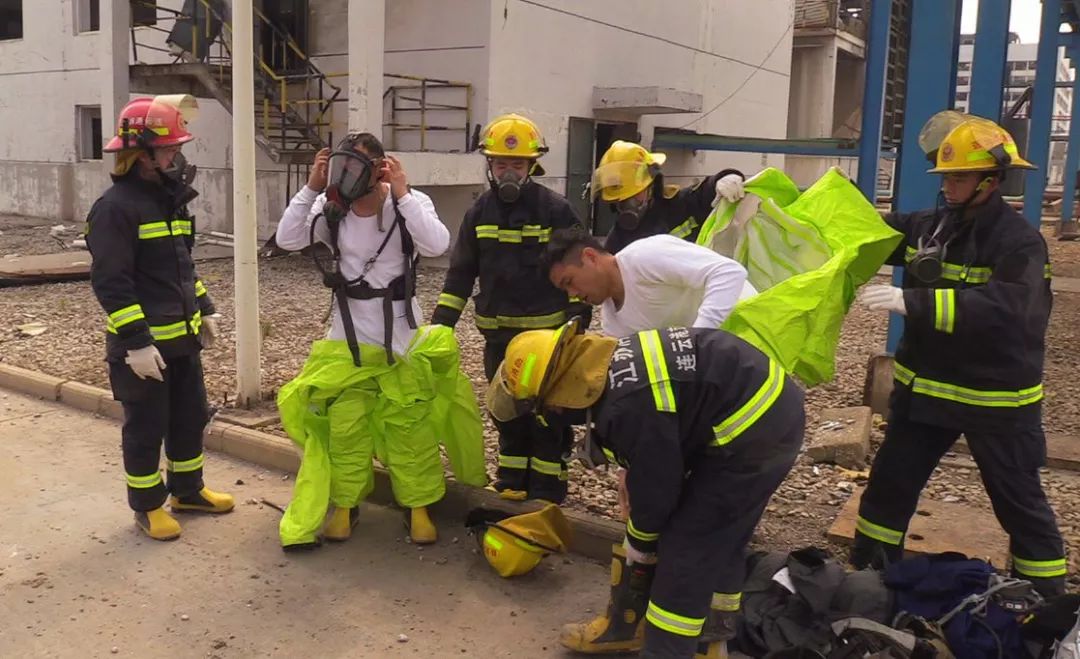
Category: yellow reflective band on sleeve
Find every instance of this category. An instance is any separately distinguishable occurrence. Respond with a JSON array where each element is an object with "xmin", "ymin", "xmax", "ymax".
[
  {"xmin": 711, "ymin": 592, "xmax": 742, "ymax": 612},
  {"xmin": 639, "ymin": 330, "xmax": 676, "ymax": 413},
  {"xmin": 126, "ymin": 471, "xmax": 163, "ymax": 489},
  {"xmin": 934, "ymin": 289, "xmax": 956, "ymax": 334},
  {"xmin": 475, "ymin": 311, "xmax": 568, "ymax": 331},
  {"xmin": 106, "ymin": 304, "xmax": 146, "ymax": 333},
  {"xmin": 712, "ymin": 360, "xmax": 784, "ymax": 446},
  {"xmin": 138, "ymin": 221, "xmax": 172, "ymax": 240},
  {"xmin": 171, "ymin": 219, "xmax": 192, "ymax": 236},
  {"xmin": 437, "ymin": 292, "xmax": 467, "ymax": 312},
  {"xmin": 529, "ymin": 458, "xmax": 566, "ymax": 479},
  {"xmin": 194, "ymin": 280, "xmax": 208, "ymax": 298},
  {"xmin": 497, "ymin": 454, "xmax": 529, "ymax": 470},
  {"xmin": 1012, "ymin": 555, "xmax": 1068, "ymax": 578},
  {"xmin": 645, "ymin": 601, "xmax": 706, "ymax": 637},
  {"xmin": 892, "ymin": 362, "xmax": 1042, "ymax": 408},
  {"xmin": 1045, "ymin": 264, "xmax": 1053, "ymax": 280},
  {"xmin": 149, "ymin": 311, "xmax": 202, "ymax": 341},
  {"xmin": 601, "ymin": 447, "xmax": 617, "ymax": 463},
  {"xmin": 856, "ymin": 515, "xmax": 904, "ymax": 546},
  {"xmin": 669, "ymin": 217, "xmax": 699, "ymax": 240},
  {"xmin": 167, "ymin": 453, "xmax": 204, "ymax": 474},
  {"xmin": 627, "ymin": 518, "xmax": 659, "ymax": 543}
]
